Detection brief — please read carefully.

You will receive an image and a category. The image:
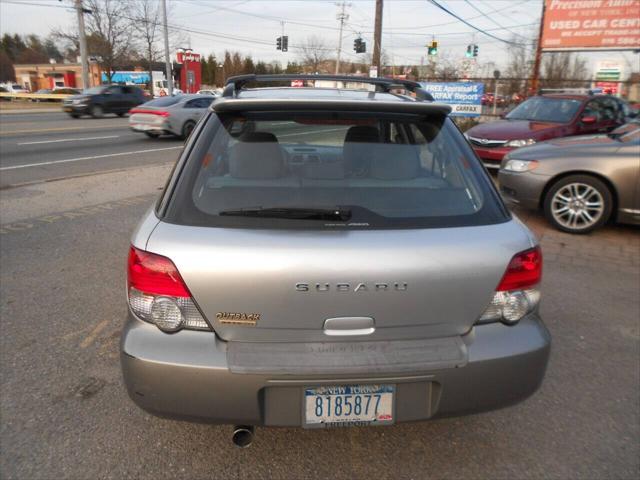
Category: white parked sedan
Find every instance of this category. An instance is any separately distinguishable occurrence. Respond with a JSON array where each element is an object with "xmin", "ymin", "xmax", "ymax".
[{"xmin": 129, "ymin": 94, "xmax": 215, "ymax": 139}]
